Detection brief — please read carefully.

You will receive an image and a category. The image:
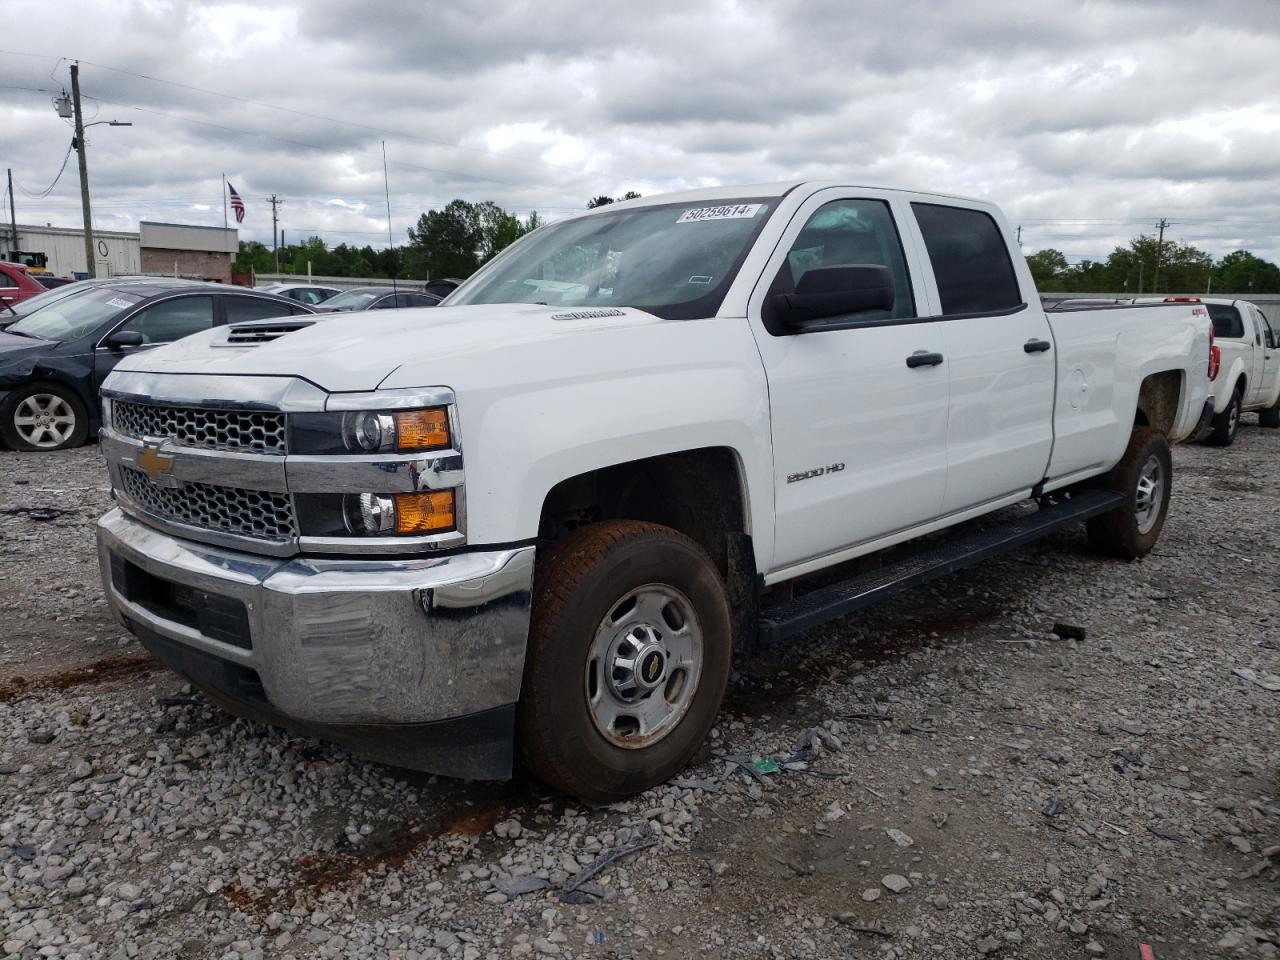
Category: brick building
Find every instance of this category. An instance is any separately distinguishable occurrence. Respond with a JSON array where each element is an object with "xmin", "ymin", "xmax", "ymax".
[{"xmin": 139, "ymin": 222, "xmax": 238, "ymax": 283}]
